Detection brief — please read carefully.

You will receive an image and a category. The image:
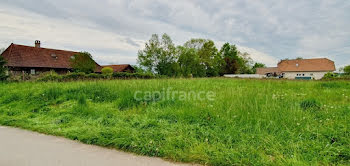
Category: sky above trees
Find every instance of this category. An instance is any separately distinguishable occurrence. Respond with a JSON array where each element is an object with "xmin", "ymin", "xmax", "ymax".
[{"xmin": 0, "ymin": 0, "xmax": 349, "ymax": 68}]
